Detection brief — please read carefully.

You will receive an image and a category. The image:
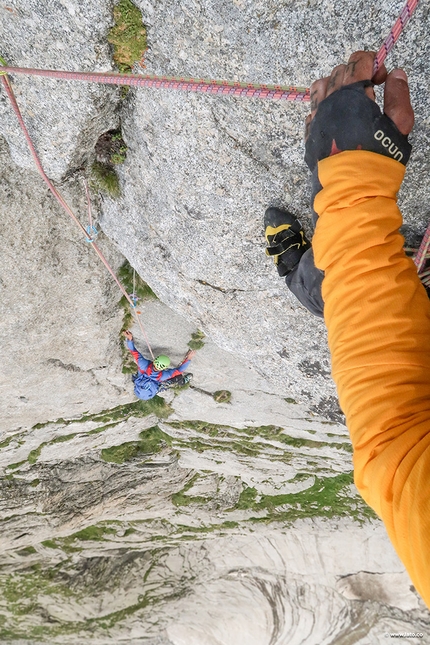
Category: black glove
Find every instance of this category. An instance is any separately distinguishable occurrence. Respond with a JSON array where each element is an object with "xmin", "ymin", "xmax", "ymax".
[{"xmin": 305, "ymin": 80, "xmax": 412, "ymax": 172}]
